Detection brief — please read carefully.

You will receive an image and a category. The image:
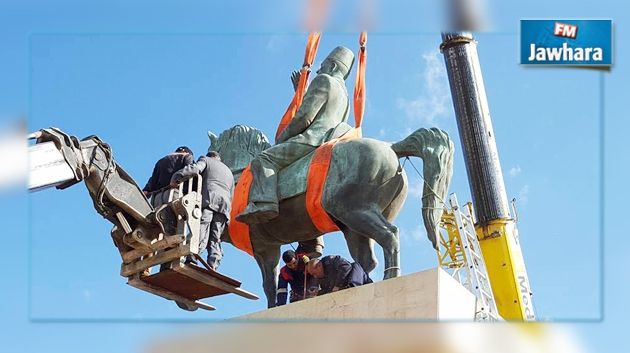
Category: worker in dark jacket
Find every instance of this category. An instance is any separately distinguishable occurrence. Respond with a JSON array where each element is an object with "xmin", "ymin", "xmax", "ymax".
[
  {"xmin": 276, "ymin": 250, "xmax": 318, "ymax": 306},
  {"xmin": 143, "ymin": 146, "xmax": 194, "ymax": 207},
  {"xmin": 171, "ymin": 151, "xmax": 234, "ymax": 270},
  {"xmin": 306, "ymin": 255, "xmax": 373, "ymax": 295}
]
